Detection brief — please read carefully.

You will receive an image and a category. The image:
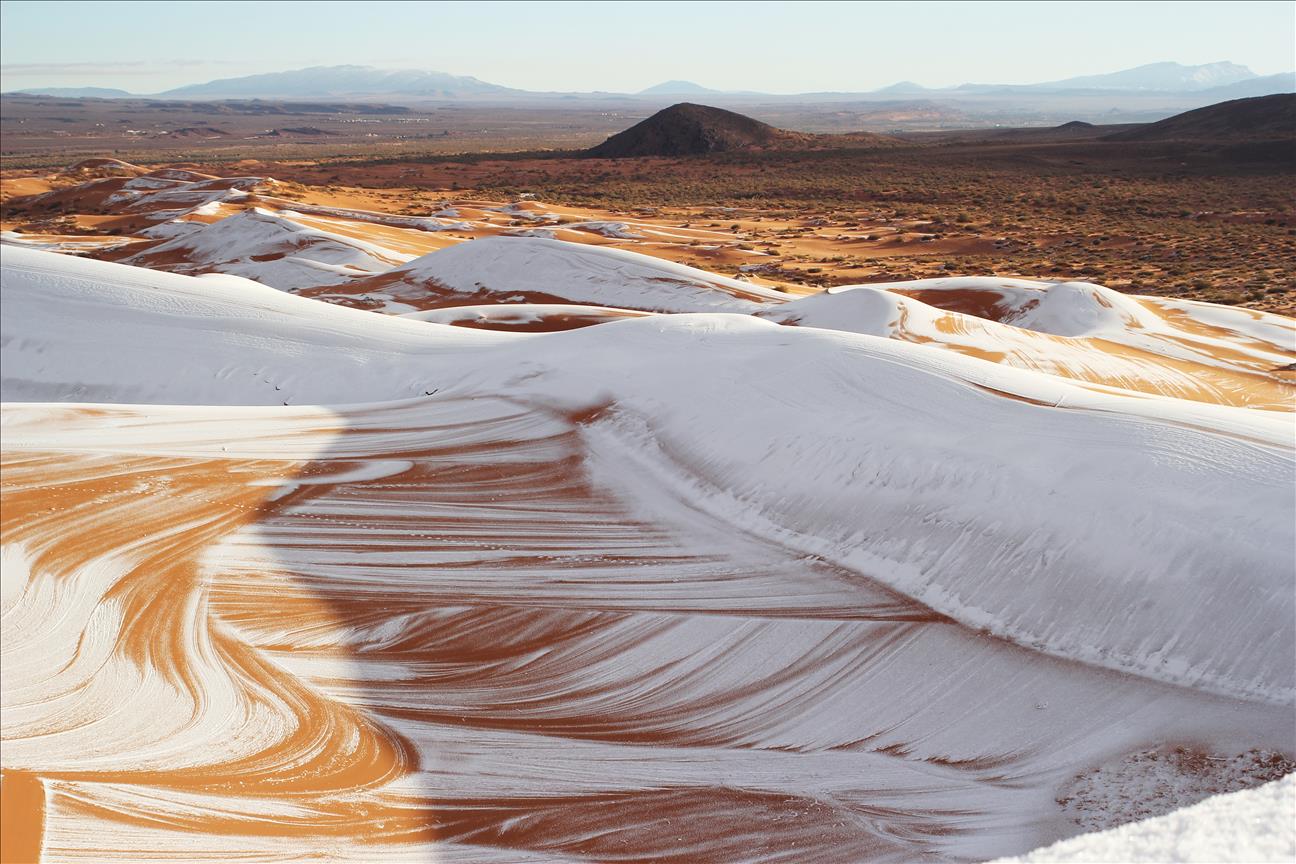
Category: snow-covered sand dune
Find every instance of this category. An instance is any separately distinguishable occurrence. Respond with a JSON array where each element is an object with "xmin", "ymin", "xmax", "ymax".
[
  {"xmin": 759, "ymin": 278, "xmax": 1294, "ymax": 408},
  {"xmin": 302, "ymin": 235, "xmax": 789, "ymax": 313},
  {"xmin": 1, "ymin": 231, "xmax": 1293, "ymax": 862},
  {"xmin": 3, "ymin": 165, "xmax": 769, "ymax": 303},
  {"xmin": 118, "ymin": 207, "xmax": 418, "ymax": 290}
]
